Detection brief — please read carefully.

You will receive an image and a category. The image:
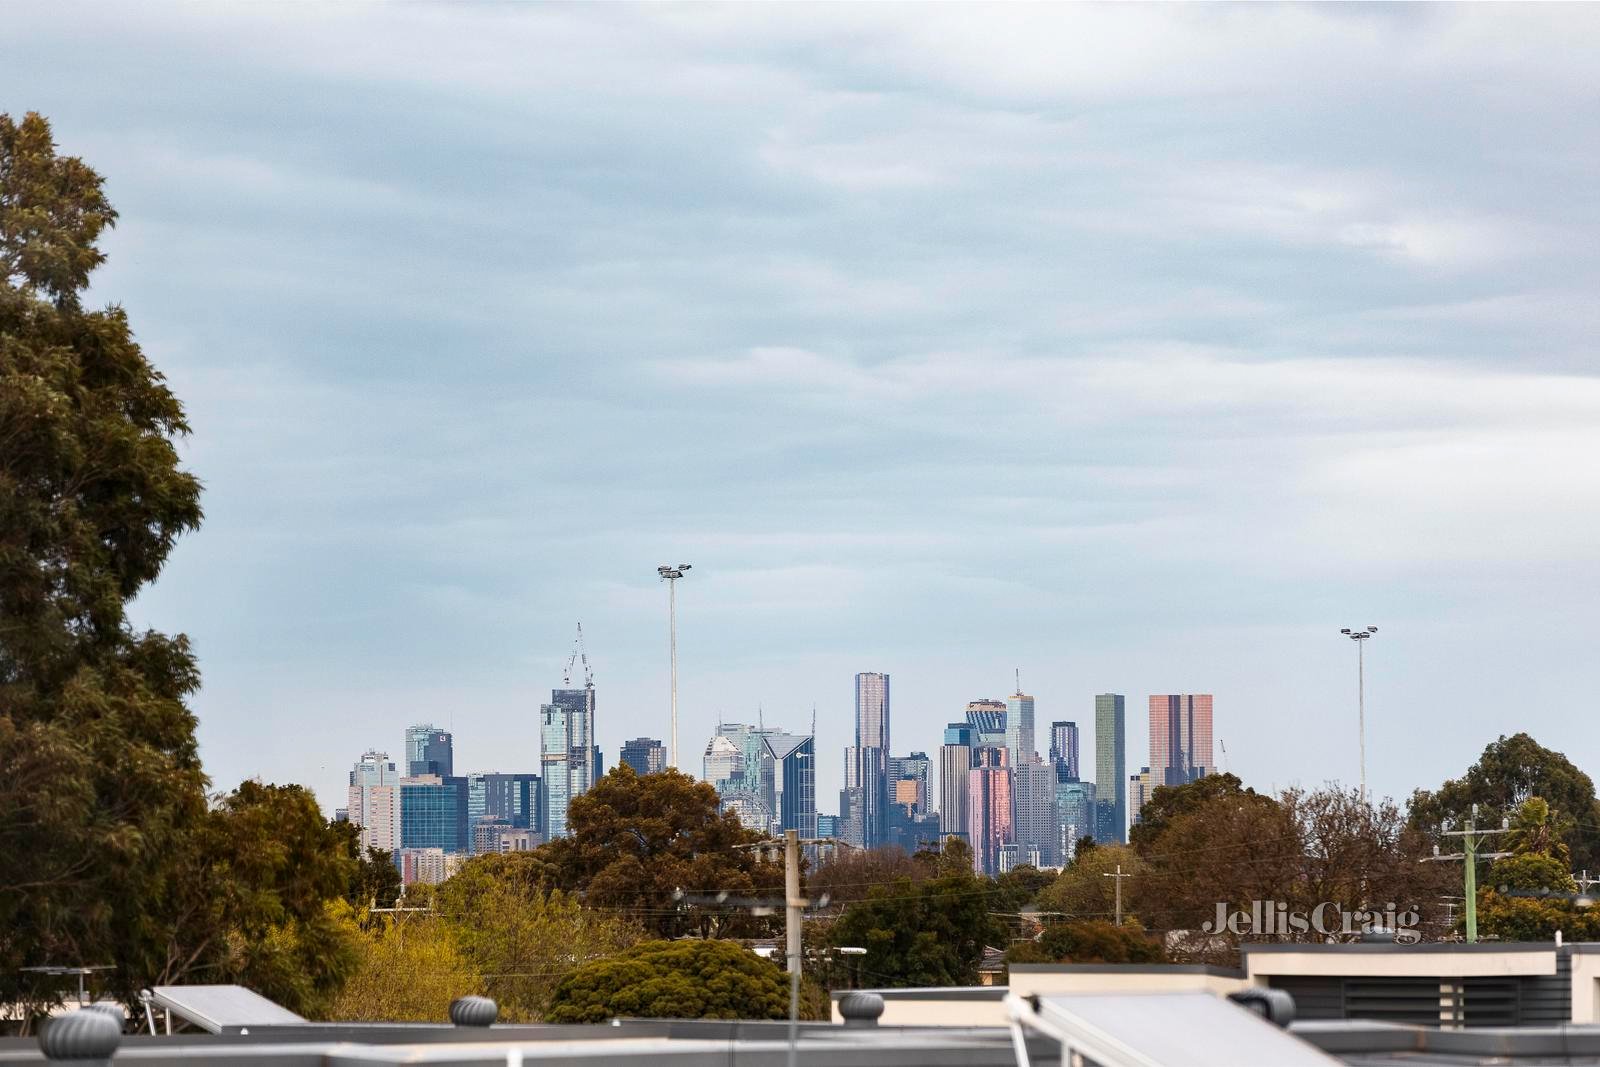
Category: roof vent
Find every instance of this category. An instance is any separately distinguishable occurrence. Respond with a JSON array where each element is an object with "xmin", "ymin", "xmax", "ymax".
[
  {"xmin": 837, "ymin": 991, "xmax": 884, "ymax": 1028},
  {"xmin": 39, "ymin": 1009, "xmax": 122, "ymax": 1063},
  {"xmin": 449, "ymin": 995, "xmax": 498, "ymax": 1027}
]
